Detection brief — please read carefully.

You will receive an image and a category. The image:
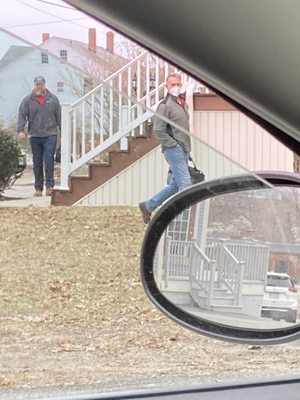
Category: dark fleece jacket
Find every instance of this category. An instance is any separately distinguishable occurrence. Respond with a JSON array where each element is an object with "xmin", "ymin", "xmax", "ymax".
[{"xmin": 17, "ymin": 90, "xmax": 61, "ymax": 137}]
